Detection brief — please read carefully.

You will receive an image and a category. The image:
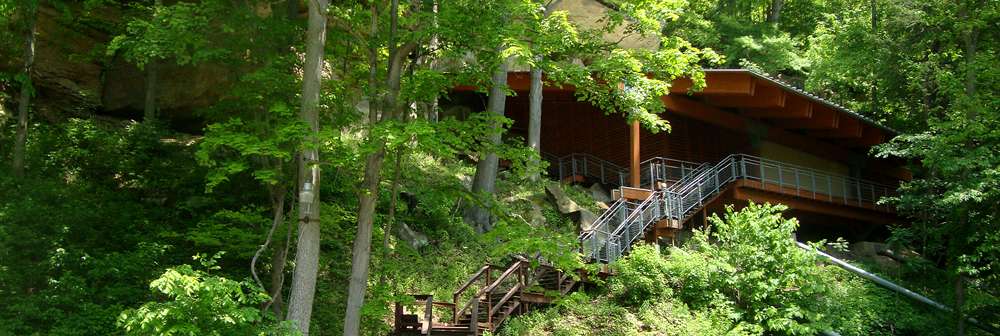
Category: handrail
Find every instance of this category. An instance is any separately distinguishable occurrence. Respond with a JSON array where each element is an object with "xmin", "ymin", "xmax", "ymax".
[
  {"xmin": 578, "ymin": 198, "xmax": 627, "ymax": 240},
  {"xmin": 453, "ymin": 264, "xmax": 492, "ymax": 324},
  {"xmin": 453, "ymin": 265, "xmax": 491, "ymax": 298},
  {"xmin": 480, "ymin": 261, "xmax": 523, "ymax": 296},
  {"xmin": 604, "ymin": 191, "xmax": 664, "ymax": 261},
  {"xmin": 398, "ymin": 257, "xmax": 578, "ymax": 333},
  {"xmin": 641, "ymin": 157, "xmax": 705, "ymax": 188},
  {"xmin": 542, "ymin": 152, "xmax": 629, "ymax": 186},
  {"xmin": 579, "ymin": 153, "xmax": 897, "ymax": 264},
  {"xmin": 489, "ymin": 283, "xmax": 523, "ymax": 316}
]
